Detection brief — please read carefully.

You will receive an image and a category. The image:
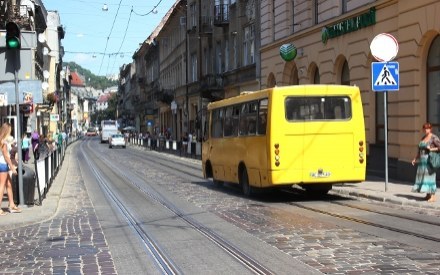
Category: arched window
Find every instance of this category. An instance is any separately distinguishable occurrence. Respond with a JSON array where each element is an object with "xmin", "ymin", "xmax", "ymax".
[
  {"xmin": 427, "ymin": 35, "xmax": 440, "ymax": 127},
  {"xmin": 313, "ymin": 67, "xmax": 320, "ymax": 84},
  {"xmin": 341, "ymin": 60, "xmax": 350, "ymax": 85},
  {"xmin": 288, "ymin": 66, "xmax": 299, "ymax": 85},
  {"xmin": 267, "ymin": 73, "xmax": 276, "ymax": 88}
]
